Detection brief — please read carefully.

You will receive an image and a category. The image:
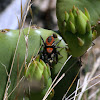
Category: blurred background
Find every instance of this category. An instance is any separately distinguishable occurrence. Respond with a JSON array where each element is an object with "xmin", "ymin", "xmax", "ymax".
[
  {"xmin": 0, "ymin": 0, "xmax": 57, "ymax": 30},
  {"xmin": 0, "ymin": 0, "xmax": 28, "ymax": 29},
  {"xmin": 0, "ymin": 0, "xmax": 100, "ymax": 99}
]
